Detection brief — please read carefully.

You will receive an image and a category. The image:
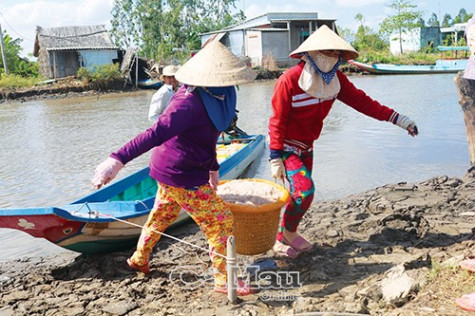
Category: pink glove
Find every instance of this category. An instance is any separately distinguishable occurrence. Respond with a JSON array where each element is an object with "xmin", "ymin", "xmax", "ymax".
[
  {"xmin": 209, "ymin": 170, "xmax": 219, "ymax": 190},
  {"xmin": 91, "ymin": 157, "xmax": 124, "ymax": 189}
]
